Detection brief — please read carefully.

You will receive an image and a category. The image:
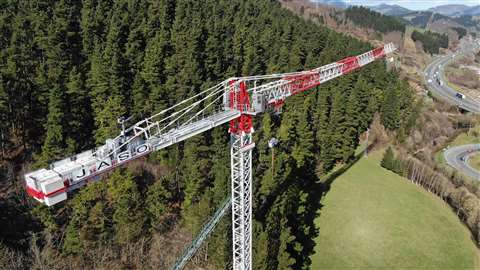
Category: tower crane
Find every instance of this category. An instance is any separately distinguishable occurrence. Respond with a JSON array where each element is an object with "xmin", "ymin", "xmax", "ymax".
[{"xmin": 24, "ymin": 43, "xmax": 396, "ymax": 270}]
